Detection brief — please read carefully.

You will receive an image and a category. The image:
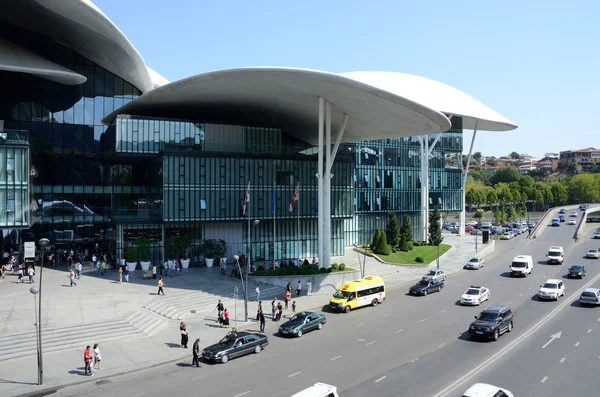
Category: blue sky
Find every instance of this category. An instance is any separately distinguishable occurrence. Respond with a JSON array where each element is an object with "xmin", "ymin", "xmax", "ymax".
[{"xmin": 96, "ymin": 0, "xmax": 599, "ymax": 158}]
